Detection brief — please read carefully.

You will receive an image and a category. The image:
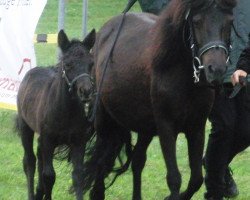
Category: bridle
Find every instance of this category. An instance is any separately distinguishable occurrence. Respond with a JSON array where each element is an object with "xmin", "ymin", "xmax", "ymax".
[
  {"xmin": 61, "ymin": 62, "xmax": 94, "ymax": 93},
  {"xmin": 185, "ymin": 8, "xmax": 230, "ymax": 83}
]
